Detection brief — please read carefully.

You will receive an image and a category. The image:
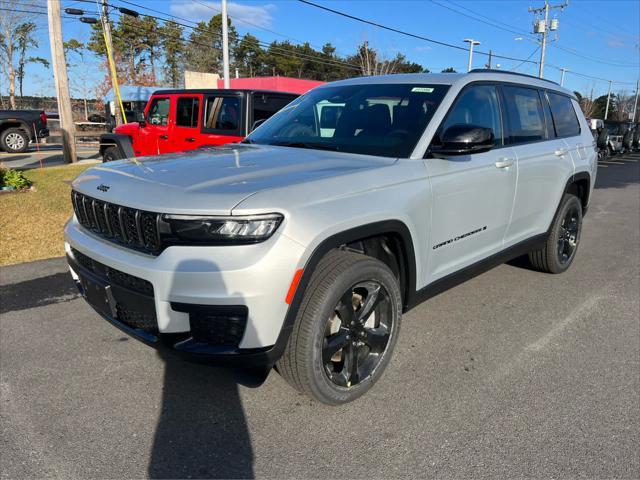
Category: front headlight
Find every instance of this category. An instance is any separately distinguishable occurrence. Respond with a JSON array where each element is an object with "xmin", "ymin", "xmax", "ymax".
[{"xmin": 161, "ymin": 213, "xmax": 283, "ymax": 245}]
